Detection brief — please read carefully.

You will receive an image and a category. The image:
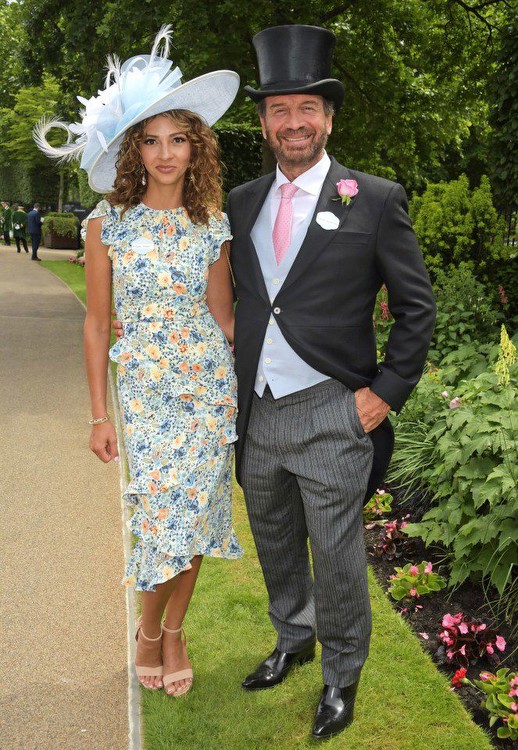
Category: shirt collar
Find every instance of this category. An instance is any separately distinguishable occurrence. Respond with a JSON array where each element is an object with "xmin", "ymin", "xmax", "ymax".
[{"xmin": 275, "ymin": 151, "xmax": 331, "ymax": 196}]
